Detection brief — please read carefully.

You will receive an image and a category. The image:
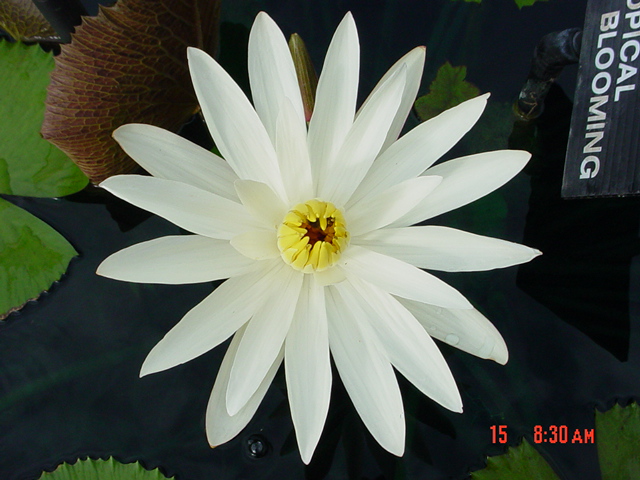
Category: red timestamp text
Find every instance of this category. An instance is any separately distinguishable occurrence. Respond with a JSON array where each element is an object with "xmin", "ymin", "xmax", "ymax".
[
  {"xmin": 490, "ymin": 424, "xmax": 509, "ymax": 443},
  {"xmin": 533, "ymin": 425, "xmax": 595, "ymax": 444},
  {"xmin": 490, "ymin": 425, "xmax": 595, "ymax": 444}
]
